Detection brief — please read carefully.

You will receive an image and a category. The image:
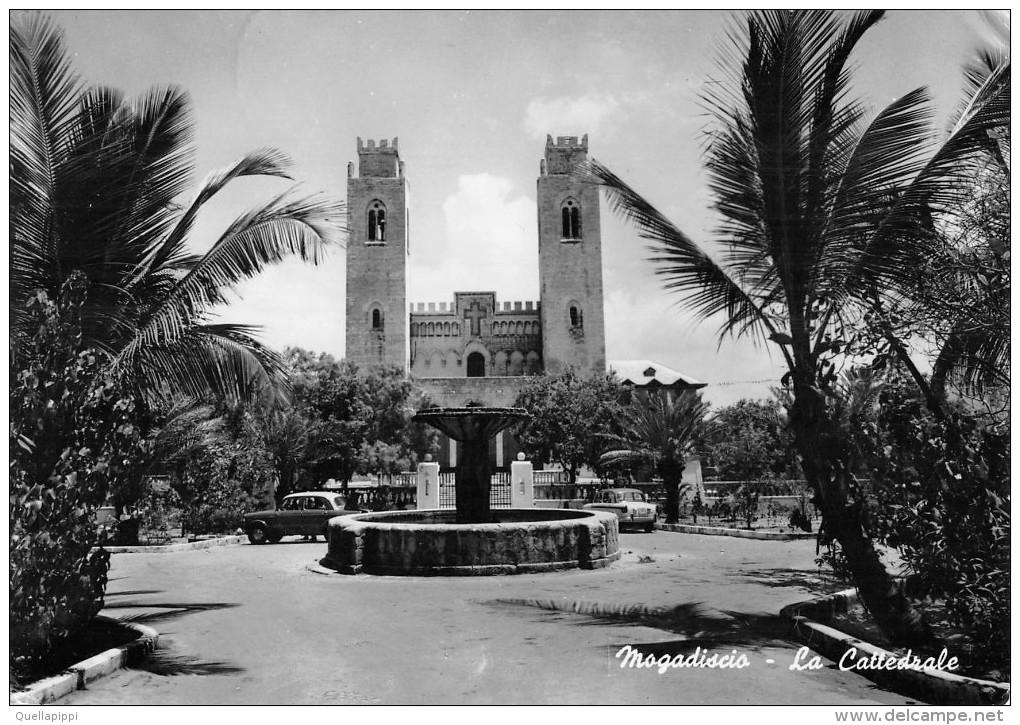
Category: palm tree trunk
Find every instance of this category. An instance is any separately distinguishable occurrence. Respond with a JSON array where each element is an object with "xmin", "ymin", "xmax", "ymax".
[
  {"xmin": 790, "ymin": 379, "xmax": 931, "ymax": 645},
  {"xmin": 662, "ymin": 461, "xmax": 684, "ymax": 524}
]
